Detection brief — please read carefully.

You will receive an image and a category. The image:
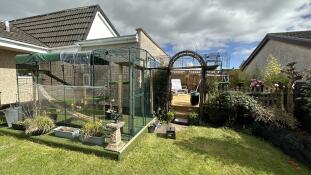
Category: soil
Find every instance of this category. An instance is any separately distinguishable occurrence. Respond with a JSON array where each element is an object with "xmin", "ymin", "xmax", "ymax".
[{"xmin": 59, "ymin": 127, "xmax": 76, "ymax": 132}]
